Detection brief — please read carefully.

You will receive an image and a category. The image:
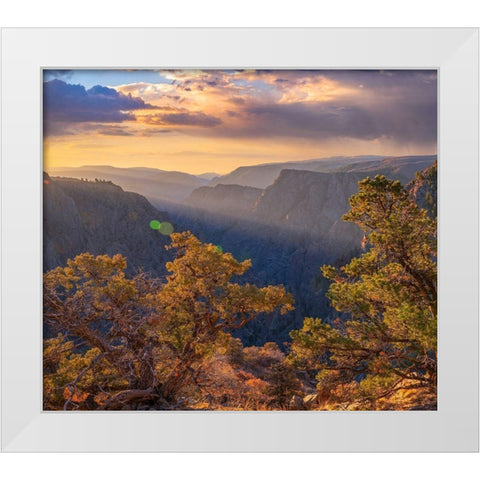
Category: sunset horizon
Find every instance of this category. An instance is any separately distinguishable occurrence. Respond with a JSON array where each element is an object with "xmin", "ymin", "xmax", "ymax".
[{"xmin": 45, "ymin": 152, "xmax": 438, "ymax": 178}]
